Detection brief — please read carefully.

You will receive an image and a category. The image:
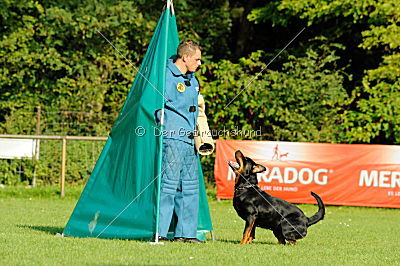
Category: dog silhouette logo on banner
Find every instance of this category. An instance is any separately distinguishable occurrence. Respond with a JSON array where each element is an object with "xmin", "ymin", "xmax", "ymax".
[{"xmin": 272, "ymin": 144, "xmax": 290, "ymax": 161}]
